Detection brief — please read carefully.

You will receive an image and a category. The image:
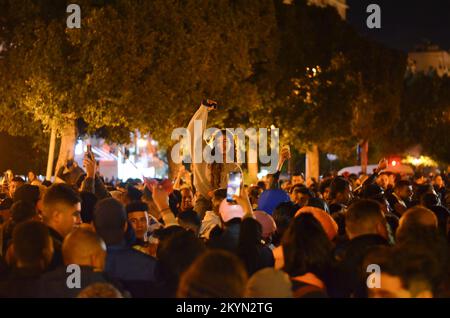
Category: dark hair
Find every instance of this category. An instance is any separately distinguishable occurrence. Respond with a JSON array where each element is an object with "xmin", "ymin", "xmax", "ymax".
[
  {"xmin": 43, "ymin": 183, "xmax": 81, "ymax": 208},
  {"xmin": 80, "ymin": 191, "xmax": 98, "ymax": 223},
  {"xmin": 237, "ymin": 218, "xmax": 263, "ymax": 275},
  {"xmin": 153, "ymin": 225, "xmax": 185, "ymax": 242},
  {"xmin": 13, "ymin": 221, "xmax": 51, "ymax": 267},
  {"xmin": 421, "ymin": 193, "xmax": 439, "ymax": 208},
  {"xmin": 346, "ymin": 199, "xmax": 384, "ymax": 236},
  {"xmin": 13, "ymin": 184, "xmax": 40, "ymax": 204},
  {"xmin": 329, "ymin": 177, "xmax": 350, "ymax": 200},
  {"xmin": 282, "ymin": 213, "xmax": 333, "ymax": 279},
  {"xmin": 319, "ymin": 178, "xmax": 333, "ymax": 195},
  {"xmin": 306, "ymin": 197, "xmax": 330, "ymax": 213},
  {"xmin": 93, "ymin": 198, "xmax": 127, "ymax": 245},
  {"xmin": 126, "ymin": 201, "xmax": 149, "ymax": 214},
  {"xmin": 126, "ymin": 186, "xmax": 143, "ymax": 202},
  {"xmin": 272, "ymin": 202, "xmax": 297, "ymax": 246},
  {"xmin": 156, "ymin": 230, "xmax": 205, "ymax": 296},
  {"xmin": 42, "ymin": 180, "xmax": 52, "ymax": 187},
  {"xmin": 11, "ymin": 176, "xmax": 25, "ymax": 183},
  {"xmin": 177, "ymin": 249, "xmax": 248, "ymax": 298},
  {"xmin": 395, "ymin": 180, "xmax": 411, "ymax": 190},
  {"xmin": 294, "ymin": 185, "xmax": 314, "ymax": 198},
  {"xmin": 11, "ymin": 200, "xmax": 37, "ymax": 224},
  {"xmin": 213, "ymin": 188, "xmax": 227, "ymax": 202},
  {"xmin": 366, "ymin": 246, "xmax": 441, "ymax": 295},
  {"xmin": 177, "ymin": 209, "xmax": 201, "ymax": 227}
]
